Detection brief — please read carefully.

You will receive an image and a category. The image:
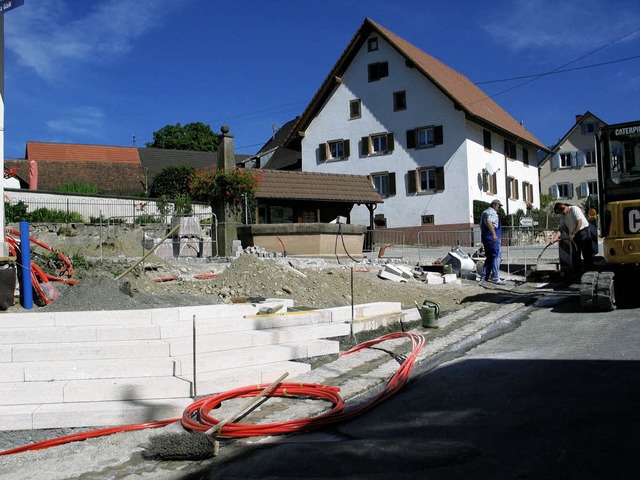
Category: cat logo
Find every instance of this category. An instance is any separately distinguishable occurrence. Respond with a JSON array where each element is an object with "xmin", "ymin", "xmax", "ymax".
[{"xmin": 624, "ymin": 207, "xmax": 640, "ymax": 234}]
